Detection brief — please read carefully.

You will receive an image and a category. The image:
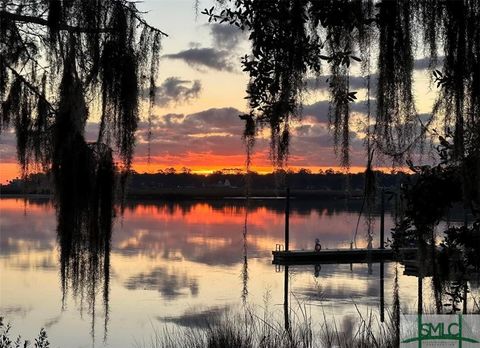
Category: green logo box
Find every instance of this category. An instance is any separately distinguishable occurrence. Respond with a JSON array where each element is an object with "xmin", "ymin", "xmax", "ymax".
[{"xmin": 401, "ymin": 314, "xmax": 480, "ymax": 347}]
